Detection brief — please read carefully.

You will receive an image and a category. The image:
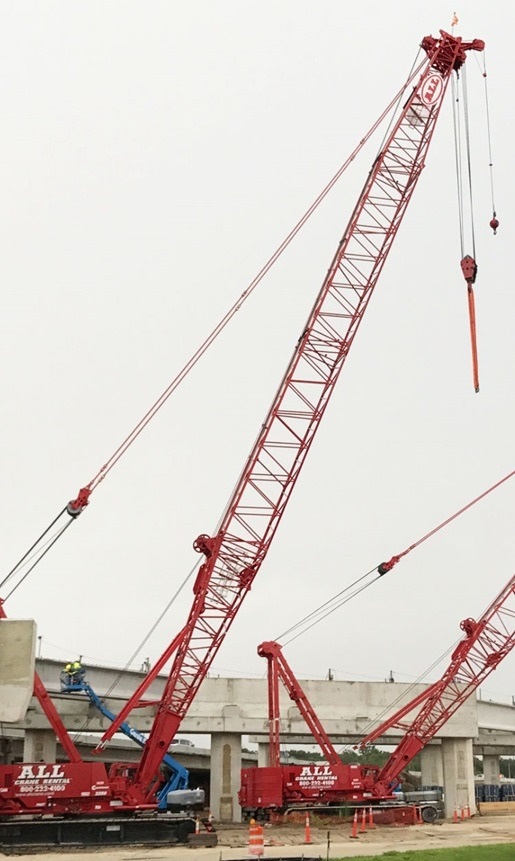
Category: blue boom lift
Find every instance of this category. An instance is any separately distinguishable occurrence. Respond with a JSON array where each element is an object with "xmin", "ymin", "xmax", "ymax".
[{"xmin": 60, "ymin": 669, "xmax": 198, "ymax": 811}]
